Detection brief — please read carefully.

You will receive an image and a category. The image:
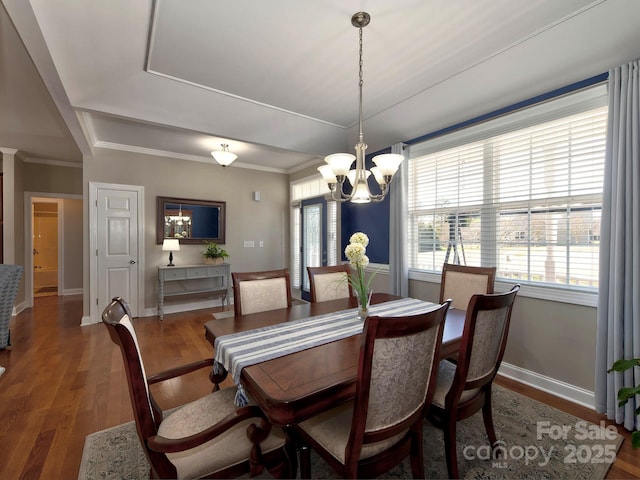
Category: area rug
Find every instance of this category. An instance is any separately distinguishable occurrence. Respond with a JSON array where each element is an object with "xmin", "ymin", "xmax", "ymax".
[{"xmin": 78, "ymin": 385, "xmax": 622, "ymax": 479}]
